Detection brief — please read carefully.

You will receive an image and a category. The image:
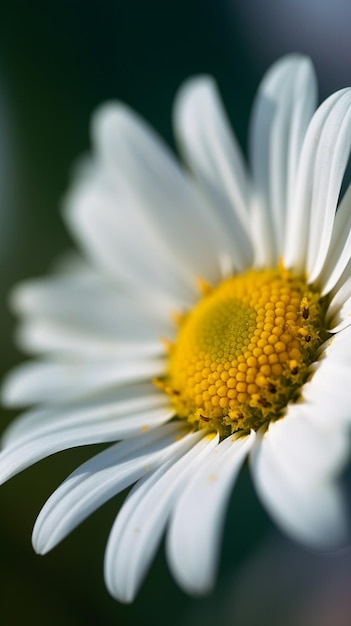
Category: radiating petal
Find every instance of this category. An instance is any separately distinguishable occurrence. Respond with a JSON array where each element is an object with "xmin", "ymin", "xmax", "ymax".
[
  {"xmin": 32, "ymin": 422, "xmax": 193, "ymax": 554},
  {"xmin": 167, "ymin": 431, "xmax": 255, "ymax": 594},
  {"xmin": 11, "ymin": 272, "xmax": 174, "ymax": 339},
  {"xmin": 104, "ymin": 432, "xmax": 219, "ymax": 603},
  {"xmin": 0, "ymin": 405, "xmax": 175, "ymax": 486},
  {"xmin": 174, "ymin": 76, "xmax": 253, "ymax": 271},
  {"xmin": 285, "ymin": 88, "xmax": 351, "ymax": 276},
  {"xmin": 318, "ymin": 184, "xmax": 351, "ymax": 295},
  {"xmin": 88, "ymin": 104, "xmax": 224, "ymax": 285},
  {"xmin": 2, "ymin": 382, "xmax": 162, "ymax": 447},
  {"xmin": 2, "ymin": 384, "xmax": 174, "ymax": 449},
  {"xmin": 250, "ymin": 55, "xmax": 316, "ymax": 266},
  {"xmin": 251, "ymin": 419, "xmax": 349, "ymax": 549},
  {"xmin": 10, "ymin": 272, "xmax": 172, "ymax": 357},
  {"xmin": 301, "ymin": 325, "xmax": 351, "ymax": 423},
  {"xmin": 14, "ymin": 318, "xmax": 163, "ymax": 359},
  {"xmin": 64, "ymin": 161, "xmax": 197, "ymax": 310},
  {"xmin": 306, "ymin": 90, "xmax": 351, "ymax": 283},
  {"xmin": 326, "ymin": 266, "xmax": 351, "ymax": 332},
  {"xmin": 1, "ymin": 357, "xmax": 166, "ymax": 407}
]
